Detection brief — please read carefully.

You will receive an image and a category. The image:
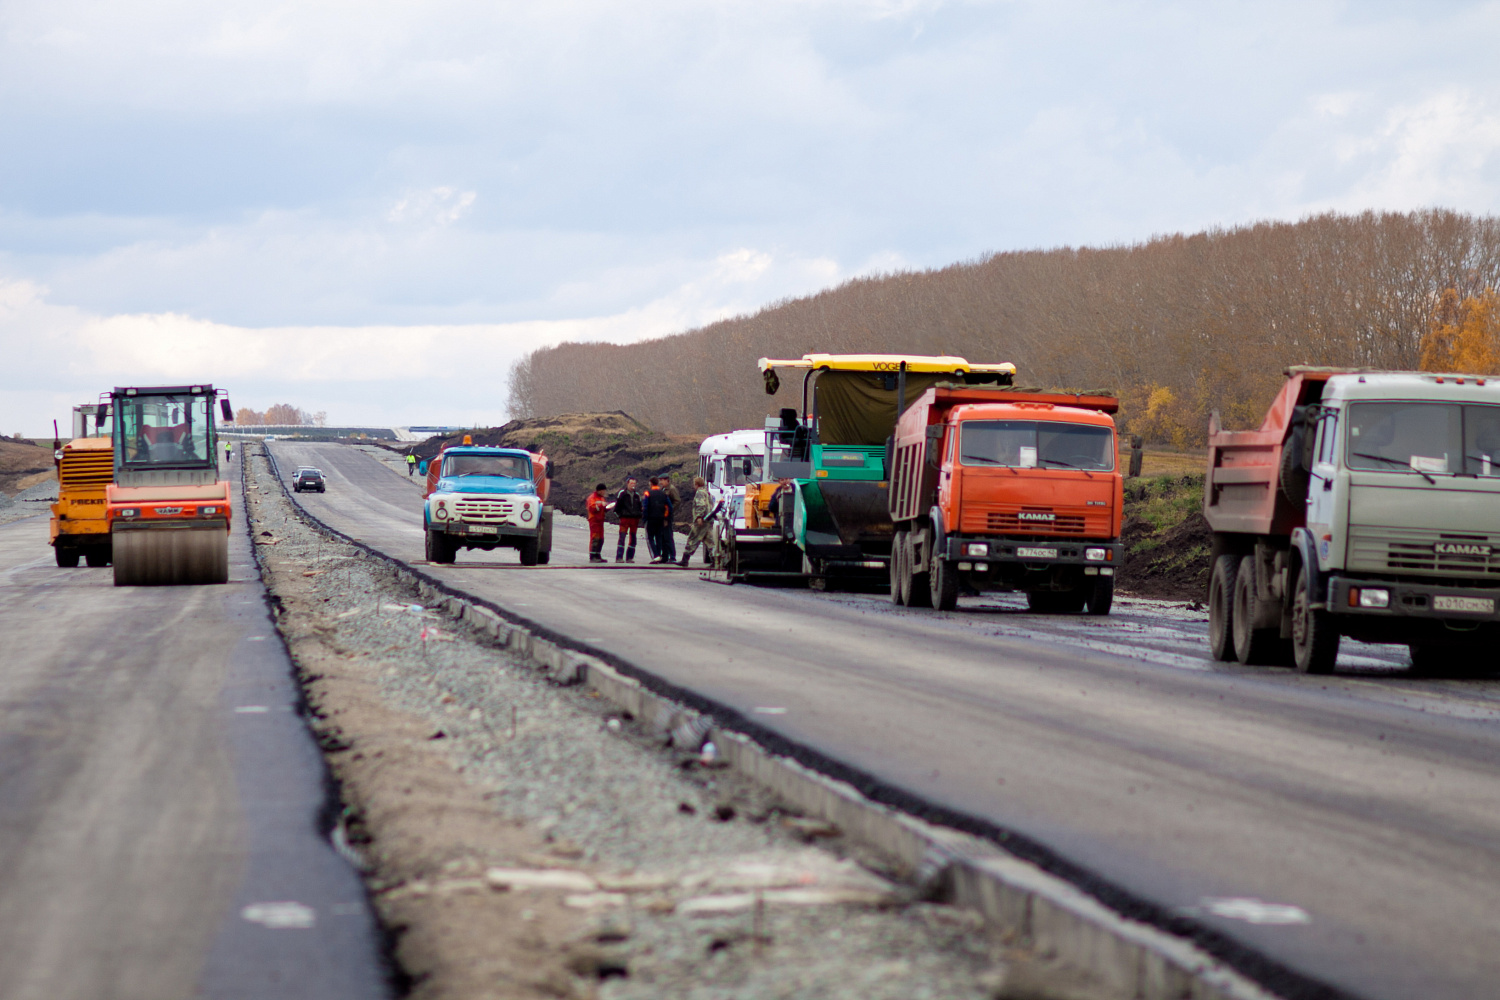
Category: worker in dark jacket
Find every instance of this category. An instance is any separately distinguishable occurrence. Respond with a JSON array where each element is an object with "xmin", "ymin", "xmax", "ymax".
[
  {"xmin": 659, "ymin": 473, "xmax": 681, "ymax": 563},
  {"xmin": 642, "ymin": 476, "xmax": 673, "ymax": 564},
  {"xmin": 614, "ymin": 477, "xmax": 642, "ymax": 562},
  {"xmin": 586, "ymin": 482, "xmax": 610, "ymax": 562}
]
